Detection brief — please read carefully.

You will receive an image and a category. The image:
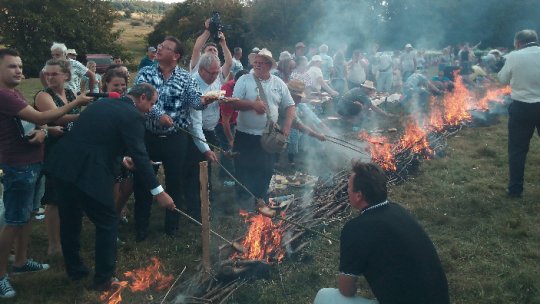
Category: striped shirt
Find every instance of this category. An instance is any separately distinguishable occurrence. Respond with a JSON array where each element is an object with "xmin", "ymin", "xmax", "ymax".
[{"xmin": 135, "ymin": 65, "xmax": 203, "ymax": 134}]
